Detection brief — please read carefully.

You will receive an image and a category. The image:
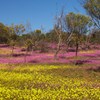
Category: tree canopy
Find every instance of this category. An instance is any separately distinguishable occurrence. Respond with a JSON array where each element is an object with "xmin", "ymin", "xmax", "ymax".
[{"xmin": 84, "ymin": 0, "xmax": 100, "ymax": 29}]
